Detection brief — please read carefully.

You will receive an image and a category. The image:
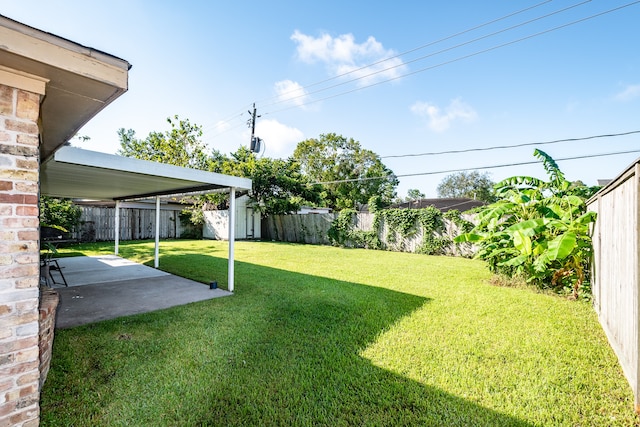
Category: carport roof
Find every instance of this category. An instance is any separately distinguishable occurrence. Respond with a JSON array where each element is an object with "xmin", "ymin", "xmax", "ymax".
[{"xmin": 40, "ymin": 146, "xmax": 252, "ymax": 201}]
